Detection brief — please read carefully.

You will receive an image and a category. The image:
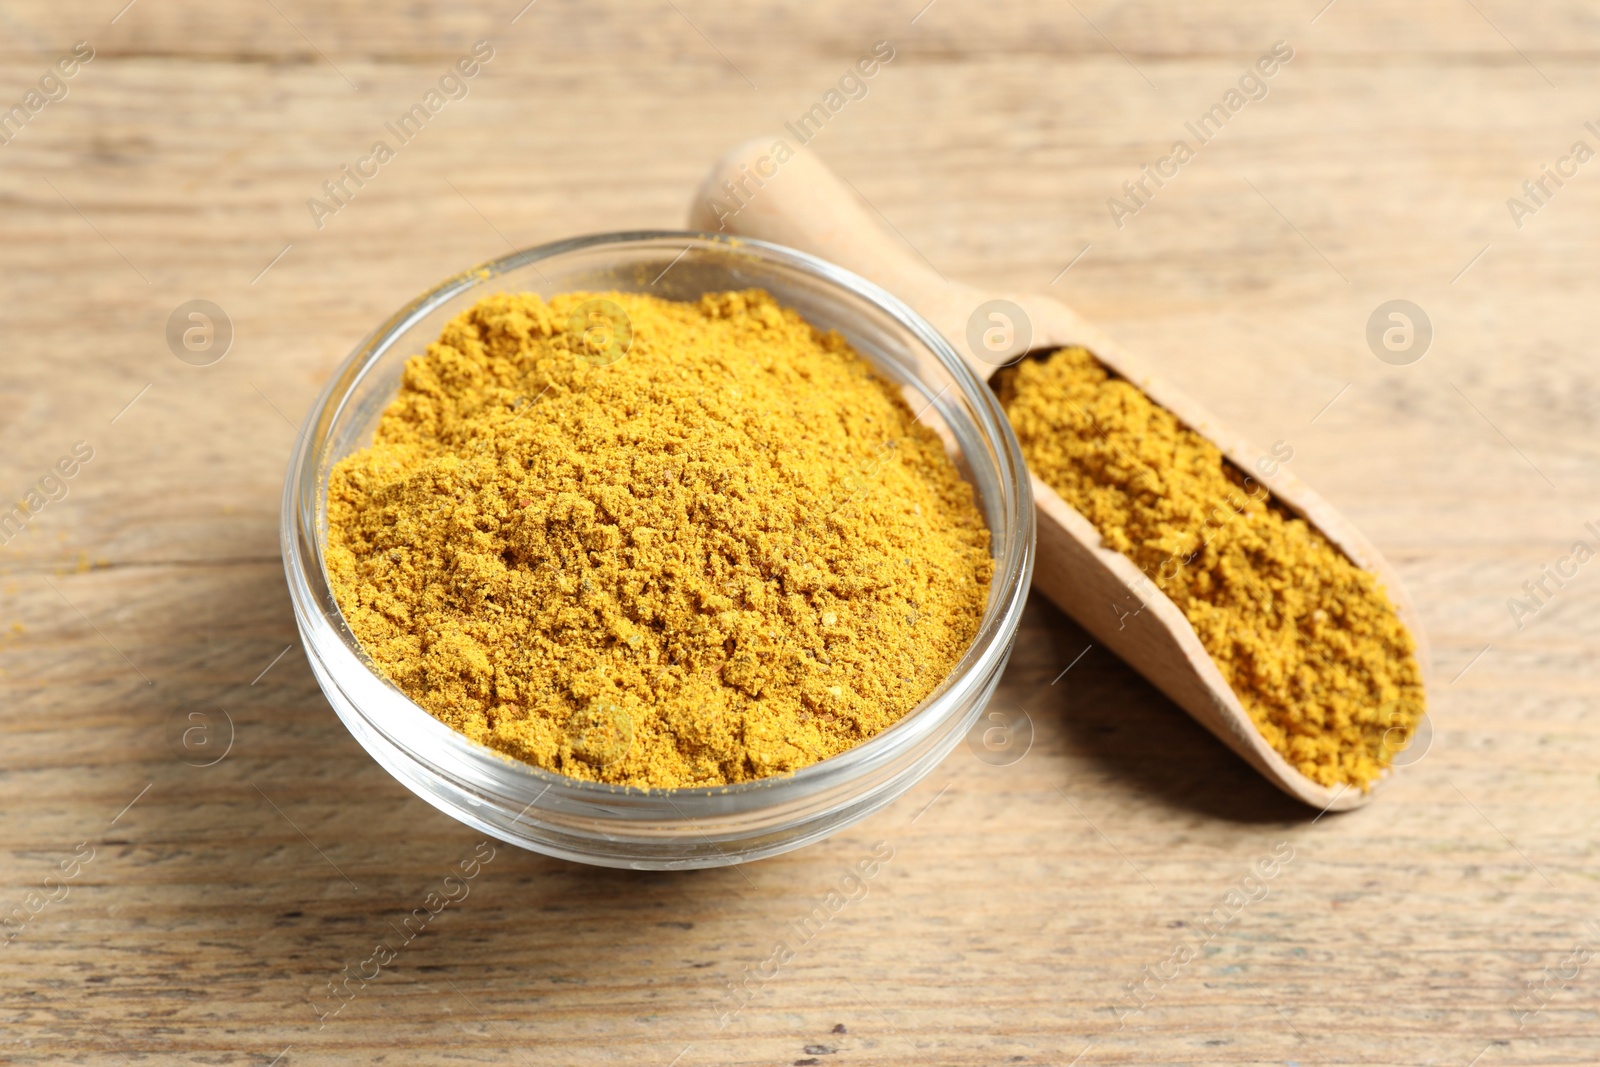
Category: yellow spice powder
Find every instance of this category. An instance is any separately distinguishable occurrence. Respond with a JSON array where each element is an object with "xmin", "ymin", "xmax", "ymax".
[
  {"xmin": 999, "ymin": 347, "xmax": 1424, "ymax": 789},
  {"xmin": 326, "ymin": 289, "xmax": 993, "ymax": 789}
]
